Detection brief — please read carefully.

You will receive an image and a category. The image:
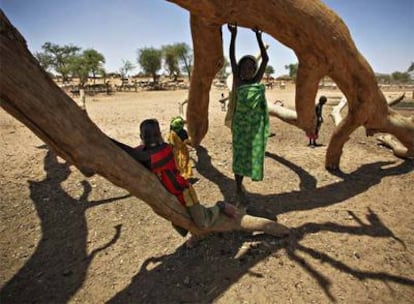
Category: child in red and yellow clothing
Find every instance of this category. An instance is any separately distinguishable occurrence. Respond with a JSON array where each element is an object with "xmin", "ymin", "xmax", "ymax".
[{"xmin": 110, "ymin": 119, "xmax": 236, "ymax": 243}]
